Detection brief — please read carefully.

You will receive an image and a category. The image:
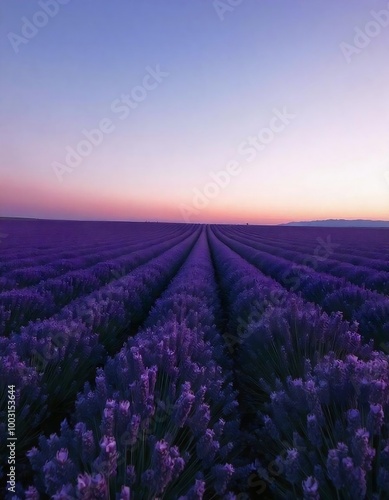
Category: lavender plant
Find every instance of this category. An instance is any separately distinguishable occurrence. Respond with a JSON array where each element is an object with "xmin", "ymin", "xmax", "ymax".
[
  {"xmin": 26, "ymin": 231, "xmax": 239, "ymax": 498},
  {"xmin": 237, "ymin": 300, "xmax": 389, "ymax": 498}
]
